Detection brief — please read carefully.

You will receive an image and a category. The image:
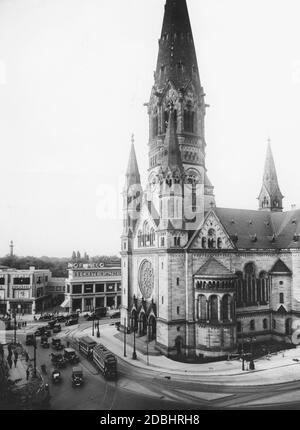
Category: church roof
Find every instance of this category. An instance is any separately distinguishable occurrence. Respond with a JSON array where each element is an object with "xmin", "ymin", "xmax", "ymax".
[
  {"xmin": 270, "ymin": 259, "xmax": 292, "ymax": 274},
  {"xmin": 214, "ymin": 207, "xmax": 300, "ymax": 250},
  {"xmin": 195, "ymin": 257, "xmax": 236, "ymax": 278},
  {"xmin": 155, "ymin": 0, "xmax": 201, "ymax": 92}
]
